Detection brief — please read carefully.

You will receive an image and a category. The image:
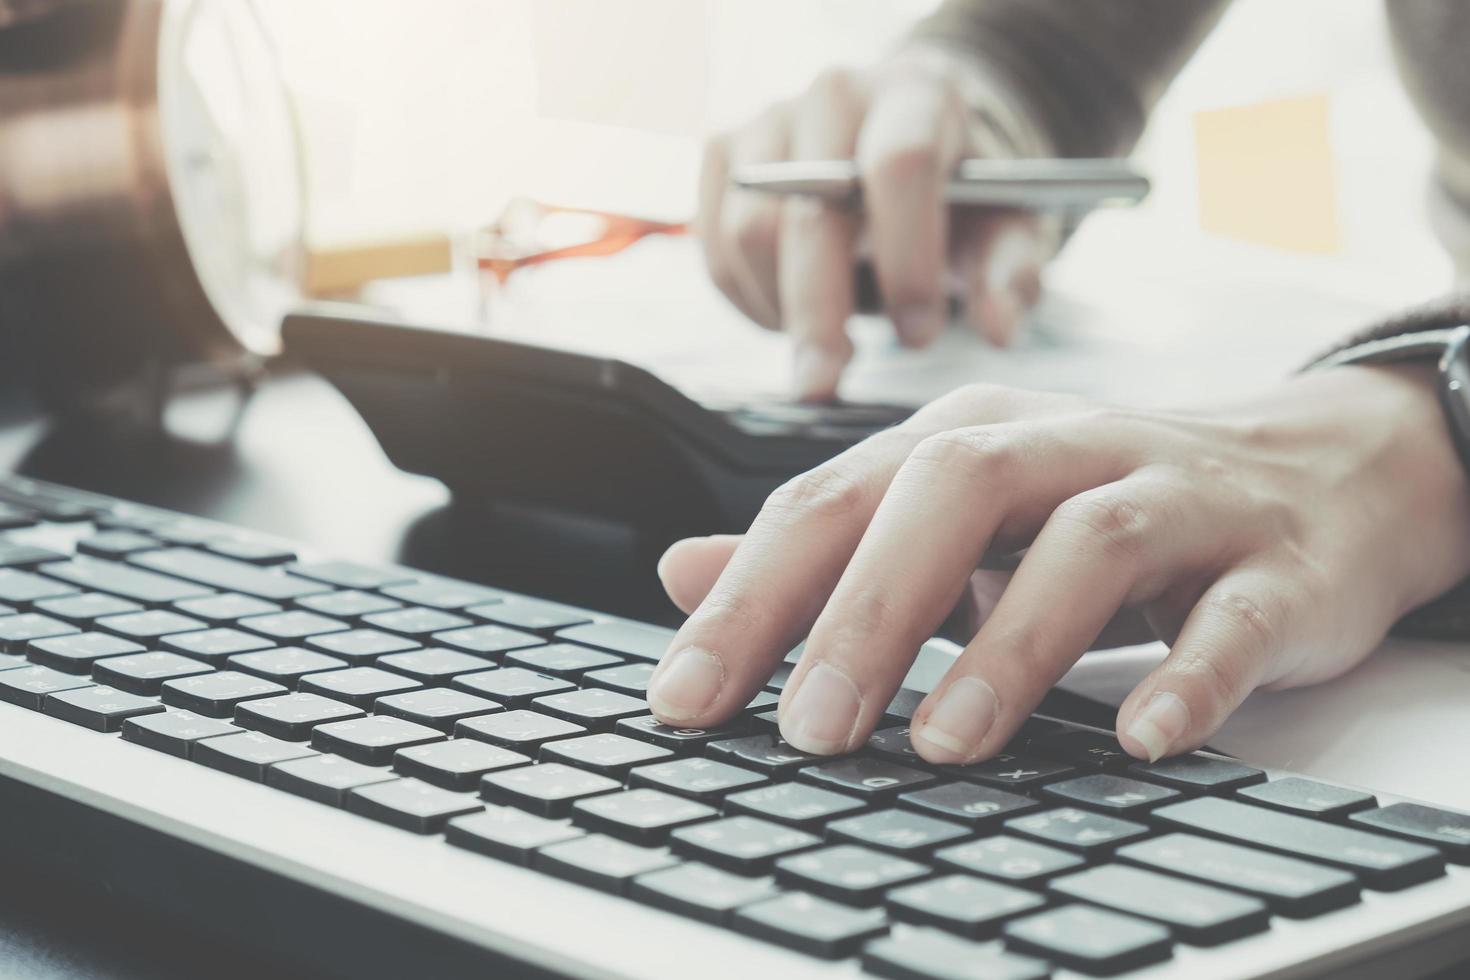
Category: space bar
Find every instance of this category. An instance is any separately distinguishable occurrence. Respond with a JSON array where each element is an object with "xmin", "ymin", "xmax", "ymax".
[{"xmin": 130, "ymin": 548, "xmax": 330, "ymax": 601}]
